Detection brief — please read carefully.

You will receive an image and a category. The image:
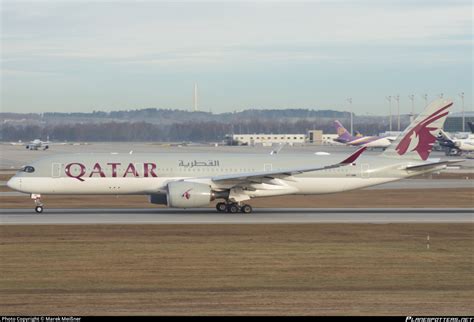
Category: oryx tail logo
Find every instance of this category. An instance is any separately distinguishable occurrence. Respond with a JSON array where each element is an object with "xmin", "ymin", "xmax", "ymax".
[
  {"xmin": 396, "ymin": 102, "xmax": 452, "ymax": 160},
  {"xmin": 182, "ymin": 188, "xmax": 192, "ymax": 200}
]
